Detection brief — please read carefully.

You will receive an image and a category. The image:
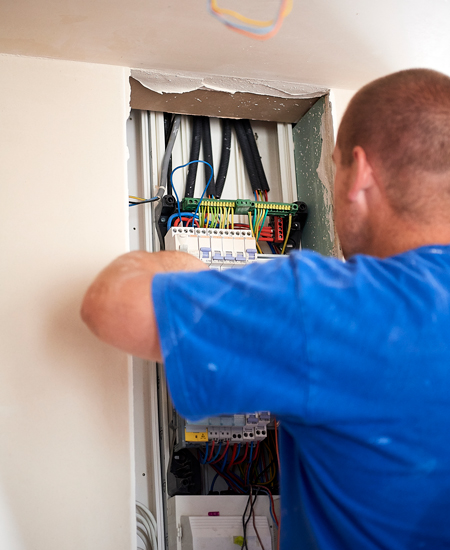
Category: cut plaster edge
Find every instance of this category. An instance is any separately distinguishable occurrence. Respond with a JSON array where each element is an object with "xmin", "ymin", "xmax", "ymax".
[
  {"xmin": 131, "ymin": 68, "xmax": 328, "ymax": 100},
  {"xmin": 316, "ymin": 96, "xmax": 343, "ymax": 258},
  {"xmin": 316, "ymin": 96, "xmax": 336, "ymax": 248}
]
